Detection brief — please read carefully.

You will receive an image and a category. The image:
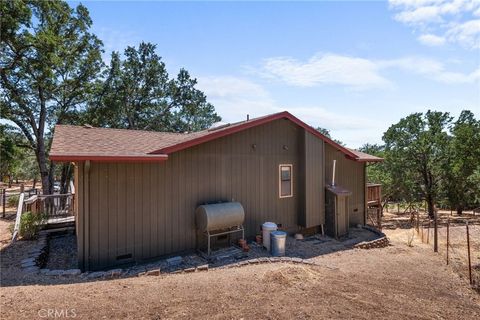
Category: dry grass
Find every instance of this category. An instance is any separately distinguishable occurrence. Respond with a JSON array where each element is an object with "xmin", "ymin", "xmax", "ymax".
[{"xmin": 1, "ymin": 235, "xmax": 480, "ymax": 319}]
